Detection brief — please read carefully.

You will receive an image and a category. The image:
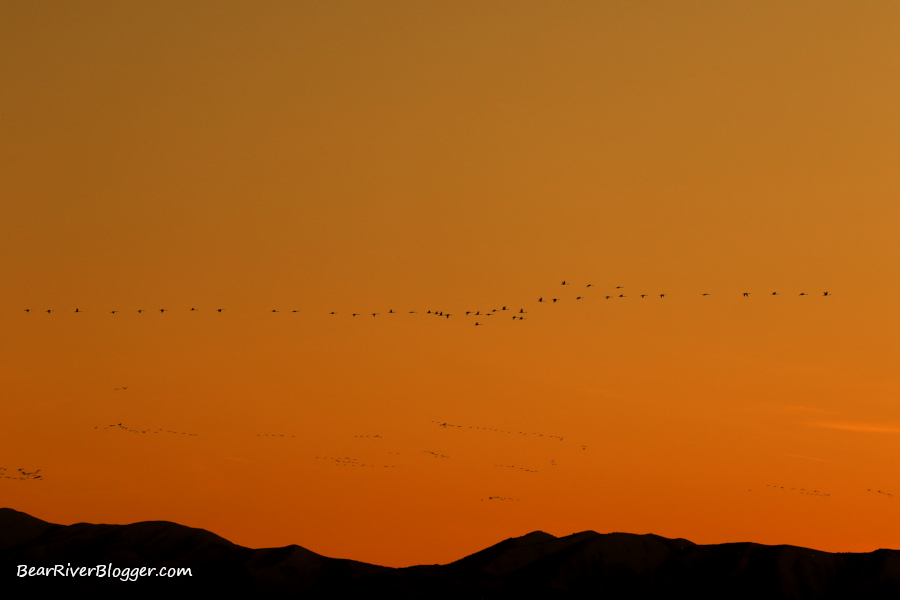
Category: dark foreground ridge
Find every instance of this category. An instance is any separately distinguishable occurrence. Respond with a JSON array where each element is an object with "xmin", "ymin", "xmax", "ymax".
[{"xmin": 2, "ymin": 508, "xmax": 899, "ymax": 599}]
